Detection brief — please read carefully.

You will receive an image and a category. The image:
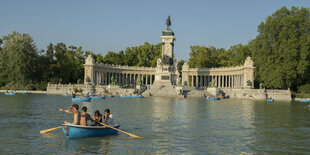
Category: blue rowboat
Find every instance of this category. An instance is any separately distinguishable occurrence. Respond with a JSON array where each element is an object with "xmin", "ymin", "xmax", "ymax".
[
  {"xmin": 266, "ymin": 99, "xmax": 274, "ymax": 102},
  {"xmin": 206, "ymin": 97, "xmax": 220, "ymax": 100},
  {"xmin": 62, "ymin": 124, "xmax": 120, "ymax": 138},
  {"xmin": 5, "ymin": 93, "xmax": 16, "ymax": 95},
  {"xmin": 72, "ymin": 98, "xmax": 91, "ymax": 102},
  {"xmin": 91, "ymin": 96, "xmax": 105, "ymax": 99},
  {"xmin": 74, "ymin": 96, "xmax": 90, "ymax": 98},
  {"xmin": 22, "ymin": 92, "xmax": 32, "ymax": 94},
  {"xmin": 120, "ymin": 96, "xmax": 144, "ymax": 98},
  {"xmin": 299, "ymin": 100, "xmax": 310, "ymax": 102},
  {"xmin": 61, "ymin": 94, "xmax": 72, "ymax": 97}
]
